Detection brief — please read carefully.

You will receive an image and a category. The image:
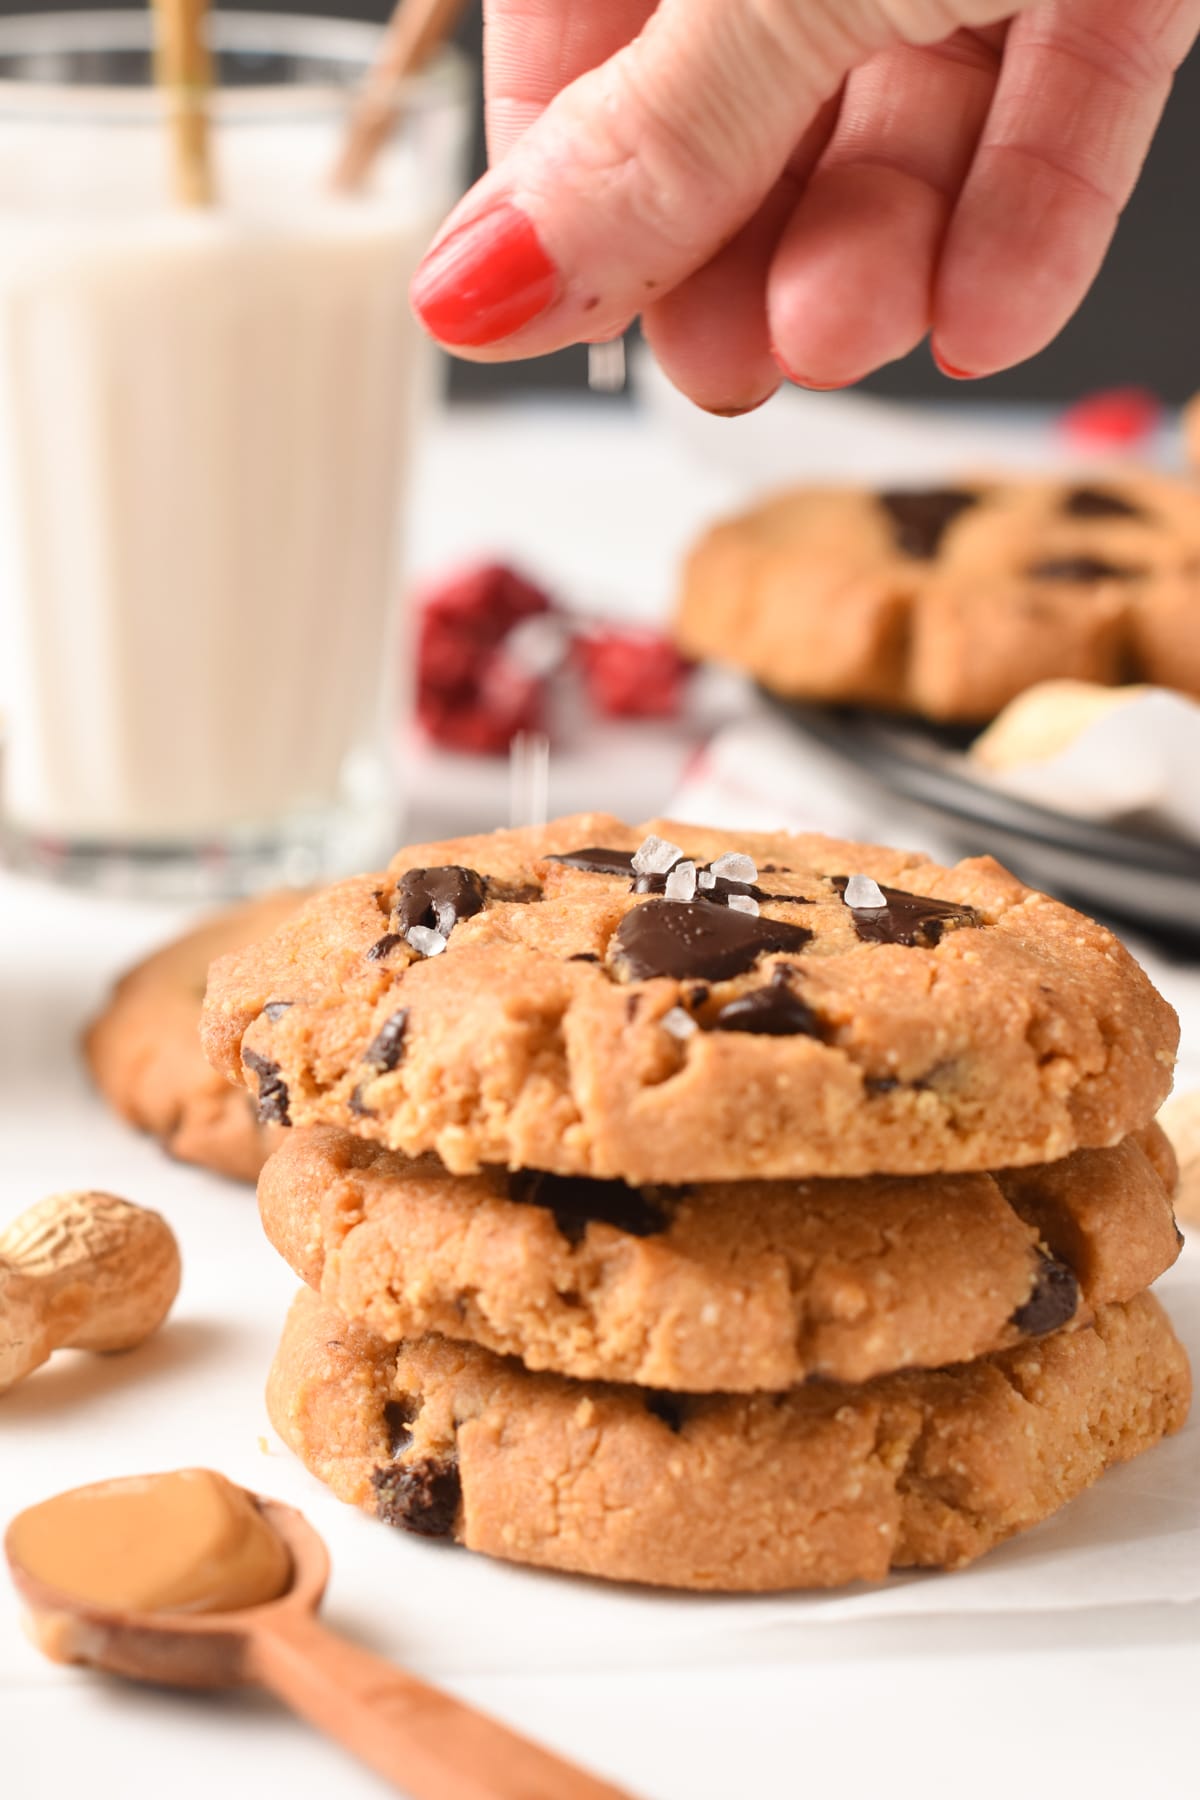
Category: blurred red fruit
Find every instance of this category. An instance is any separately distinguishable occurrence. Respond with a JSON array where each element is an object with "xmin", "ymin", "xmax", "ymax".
[
  {"xmin": 416, "ymin": 562, "xmax": 554, "ymax": 754},
  {"xmin": 574, "ymin": 628, "xmax": 691, "ymax": 719},
  {"xmin": 1060, "ymin": 387, "xmax": 1162, "ymax": 450}
]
